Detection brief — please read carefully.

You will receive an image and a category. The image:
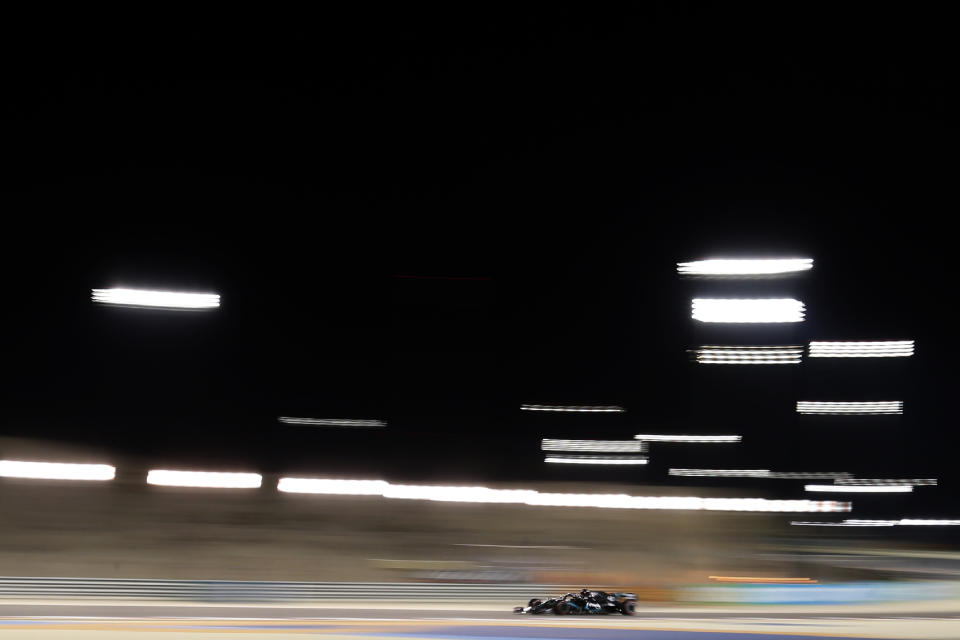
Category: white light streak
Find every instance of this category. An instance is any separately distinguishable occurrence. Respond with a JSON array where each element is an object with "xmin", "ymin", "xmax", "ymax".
[
  {"xmin": 544, "ymin": 456, "xmax": 648, "ymax": 465},
  {"xmin": 635, "ymin": 434, "xmax": 742, "ymax": 443},
  {"xmin": 797, "ymin": 401, "xmax": 903, "ymax": 415},
  {"xmin": 0, "ymin": 460, "xmax": 116, "ymax": 481},
  {"xmin": 277, "ymin": 478, "xmax": 389, "ymax": 495},
  {"xmin": 541, "ymin": 439, "xmax": 645, "ymax": 453},
  {"xmin": 147, "ymin": 470, "xmax": 262, "ymax": 489},
  {"xmin": 669, "ymin": 469, "xmax": 852, "ymax": 479},
  {"xmin": 805, "ymin": 484, "xmax": 913, "ymax": 493},
  {"xmin": 835, "ymin": 478, "xmax": 937, "ymax": 486},
  {"xmin": 274, "ymin": 478, "xmax": 848, "ymax": 512},
  {"xmin": 91, "ymin": 288, "xmax": 220, "ymax": 309},
  {"xmin": 692, "ymin": 298, "xmax": 805, "ymax": 323},
  {"xmin": 278, "ymin": 417, "xmax": 386, "ymax": 428},
  {"xmin": 809, "ymin": 341, "xmax": 914, "ymax": 358},
  {"xmin": 520, "ymin": 404, "xmax": 625, "ymax": 413},
  {"xmin": 898, "ymin": 519, "xmax": 960, "ymax": 526},
  {"xmin": 793, "ymin": 519, "xmax": 960, "ymax": 527},
  {"xmin": 692, "ymin": 345, "xmax": 803, "ymax": 364},
  {"xmin": 677, "ymin": 259, "xmax": 813, "ymax": 276}
]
